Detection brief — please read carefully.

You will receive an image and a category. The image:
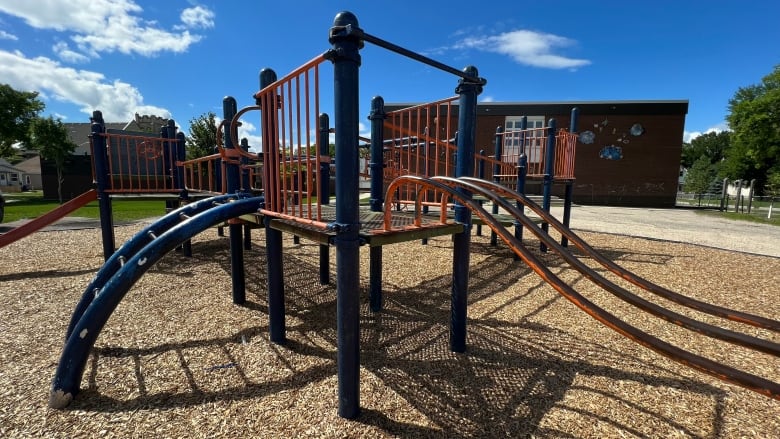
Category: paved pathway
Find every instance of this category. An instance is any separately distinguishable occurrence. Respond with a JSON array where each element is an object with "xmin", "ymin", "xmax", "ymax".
[
  {"xmin": 555, "ymin": 205, "xmax": 780, "ymax": 258},
  {"xmin": 2, "ymin": 206, "xmax": 778, "ymax": 258}
]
